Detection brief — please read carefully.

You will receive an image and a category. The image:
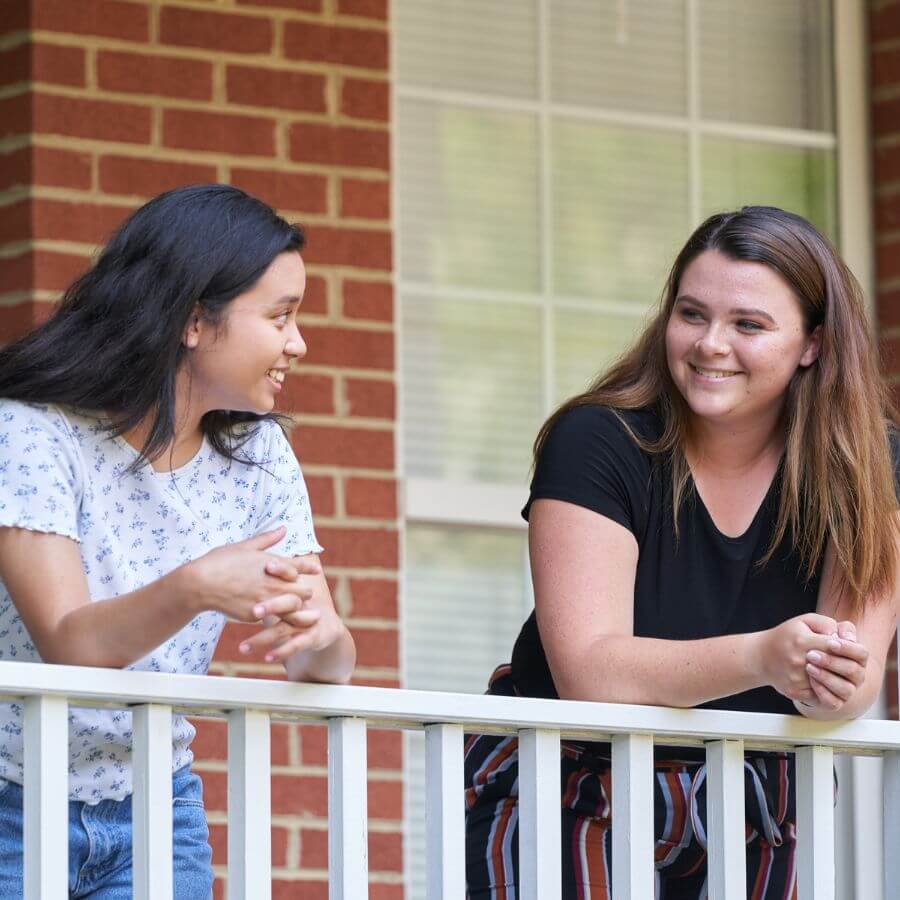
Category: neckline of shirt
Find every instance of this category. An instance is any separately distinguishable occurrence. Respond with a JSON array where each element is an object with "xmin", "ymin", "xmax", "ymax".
[{"xmin": 109, "ymin": 431, "xmax": 209, "ymax": 479}]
